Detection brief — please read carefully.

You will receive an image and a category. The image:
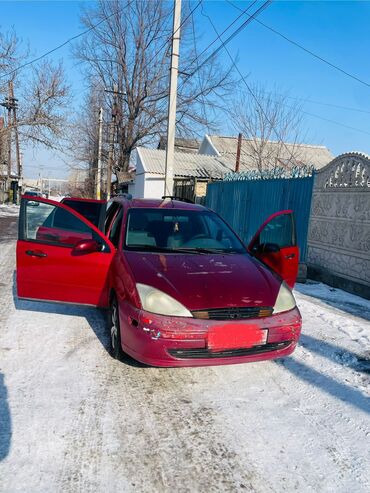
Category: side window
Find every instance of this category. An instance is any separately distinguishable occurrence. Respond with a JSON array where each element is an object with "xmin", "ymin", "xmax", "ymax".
[
  {"xmin": 24, "ymin": 200, "xmax": 94, "ymax": 247},
  {"xmin": 104, "ymin": 201, "xmax": 120, "ymax": 235},
  {"xmin": 108, "ymin": 208, "xmax": 123, "ymax": 248},
  {"xmin": 259, "ymin": 213, "xmax": 295, "ymax": 248}
]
